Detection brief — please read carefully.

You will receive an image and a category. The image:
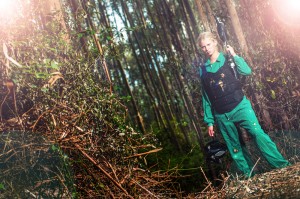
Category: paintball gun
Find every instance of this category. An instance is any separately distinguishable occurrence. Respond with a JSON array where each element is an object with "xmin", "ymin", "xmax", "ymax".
[{"xmin": 214, "ymin": 16, "xmax": 238, "ymax": 79}]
